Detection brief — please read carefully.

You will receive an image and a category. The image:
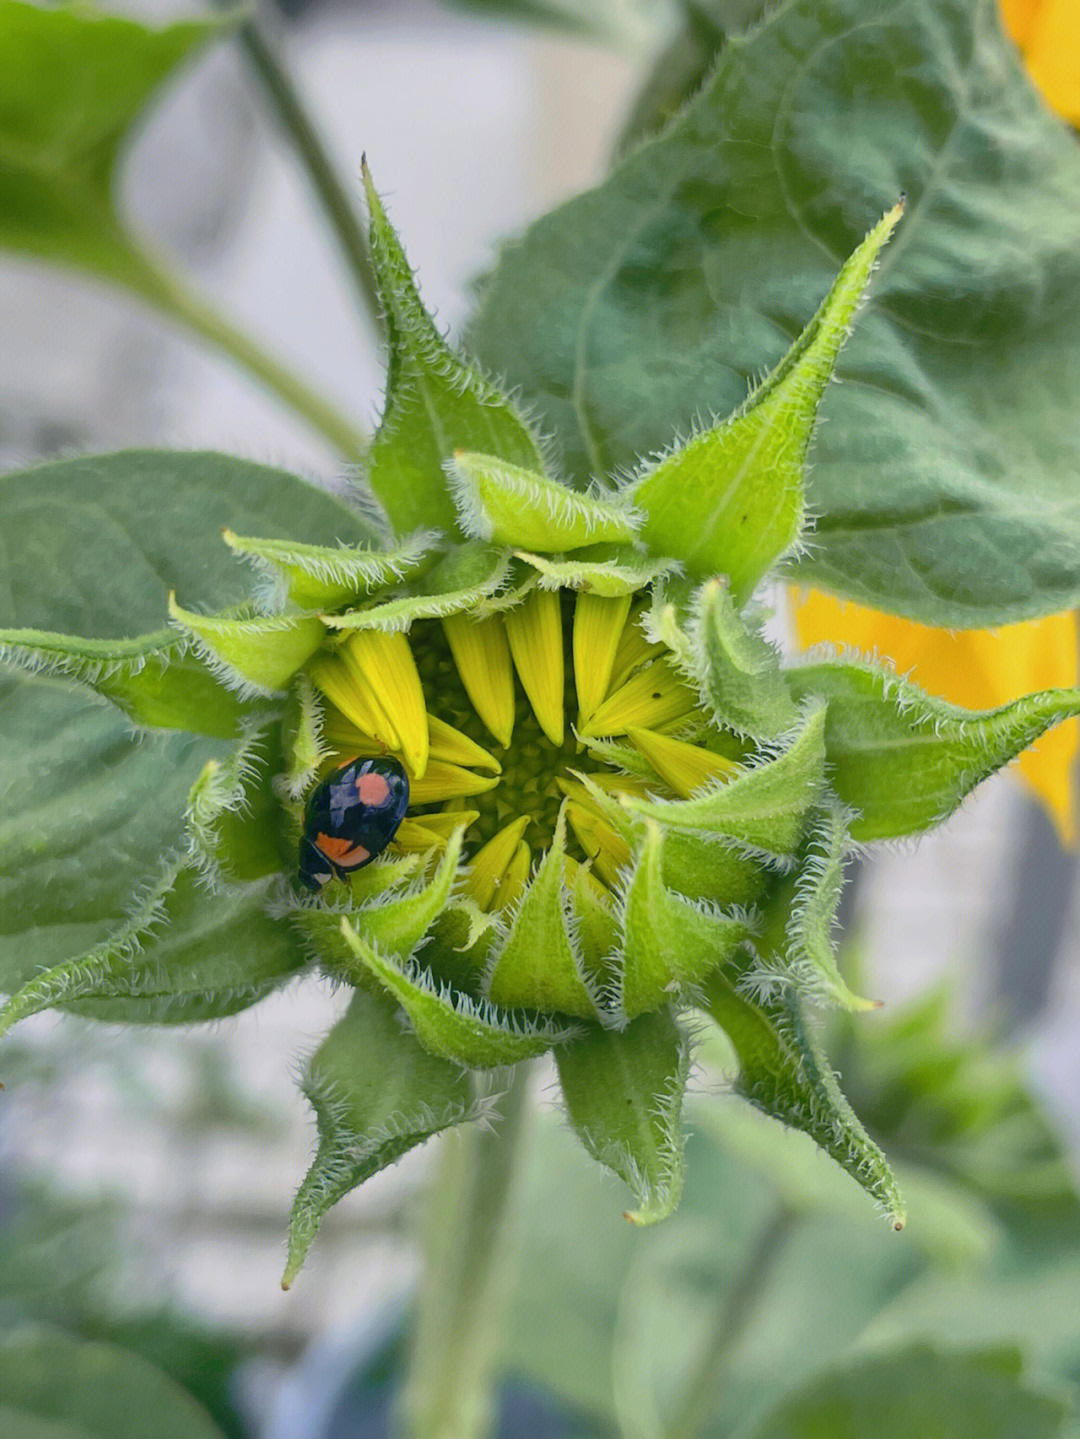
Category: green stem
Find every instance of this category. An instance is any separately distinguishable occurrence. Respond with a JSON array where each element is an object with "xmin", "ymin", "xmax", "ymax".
[
  {"xmin": 134, "ymin": 259, "xmax": 368, "ymax": 460},
  {"xmin": 664, "ymin": 1205, "xmax": 796, "ymax": 1439},
  {"xmin": 398, "ymin": 1067, "xmax": 534, "ymax": 1439},
  {"xmin": 235, "ymin": 12, "xmax": 381, "ymax": 330}
]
